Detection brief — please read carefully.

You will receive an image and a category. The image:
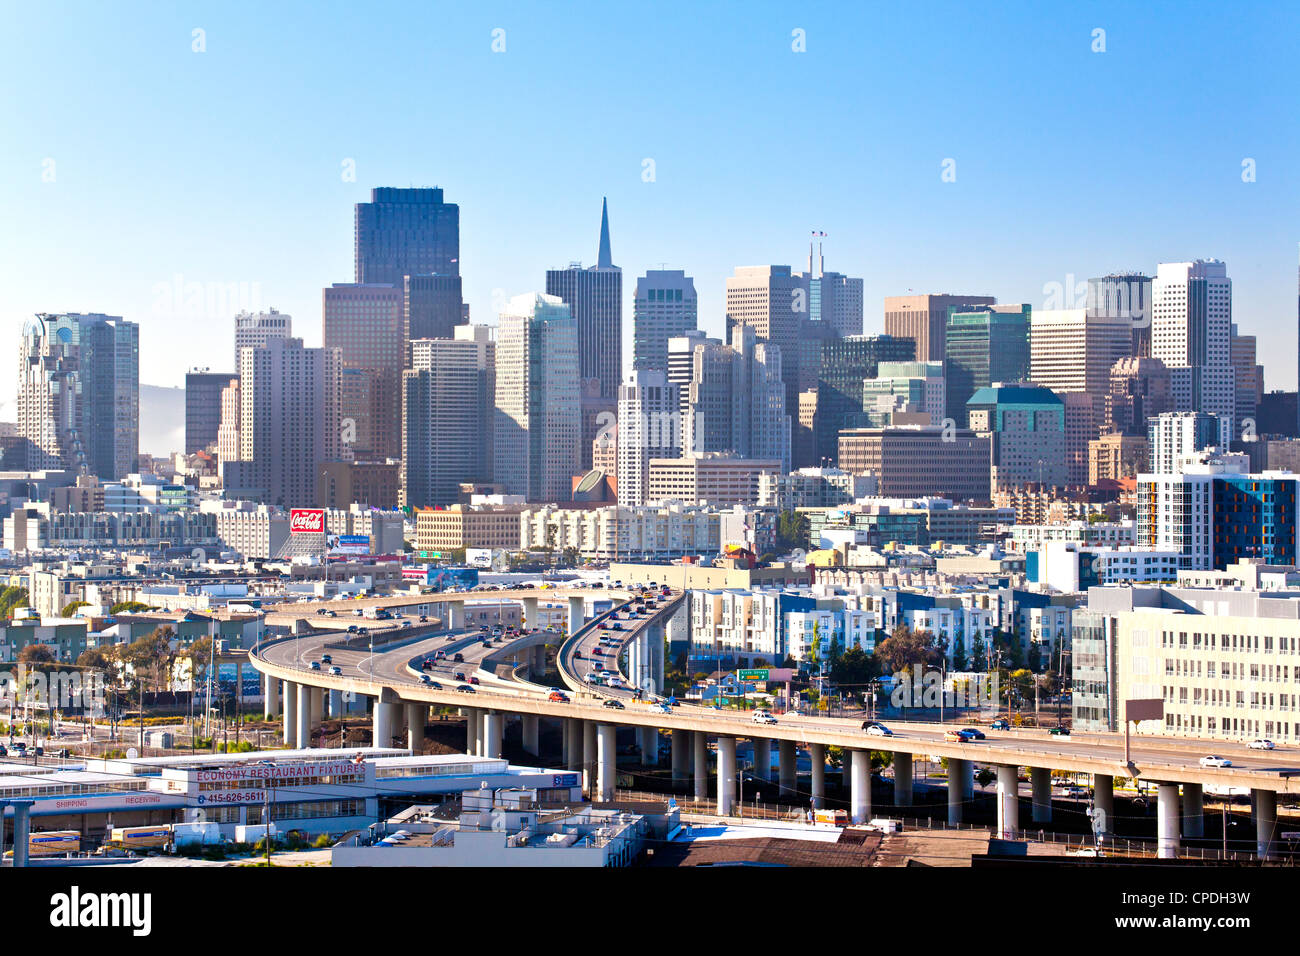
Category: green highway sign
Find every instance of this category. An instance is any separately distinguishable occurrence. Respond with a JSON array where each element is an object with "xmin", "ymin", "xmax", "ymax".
[{"xmin": 738, "ymin": 669, "xmax": 769, "ymax": 681}]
